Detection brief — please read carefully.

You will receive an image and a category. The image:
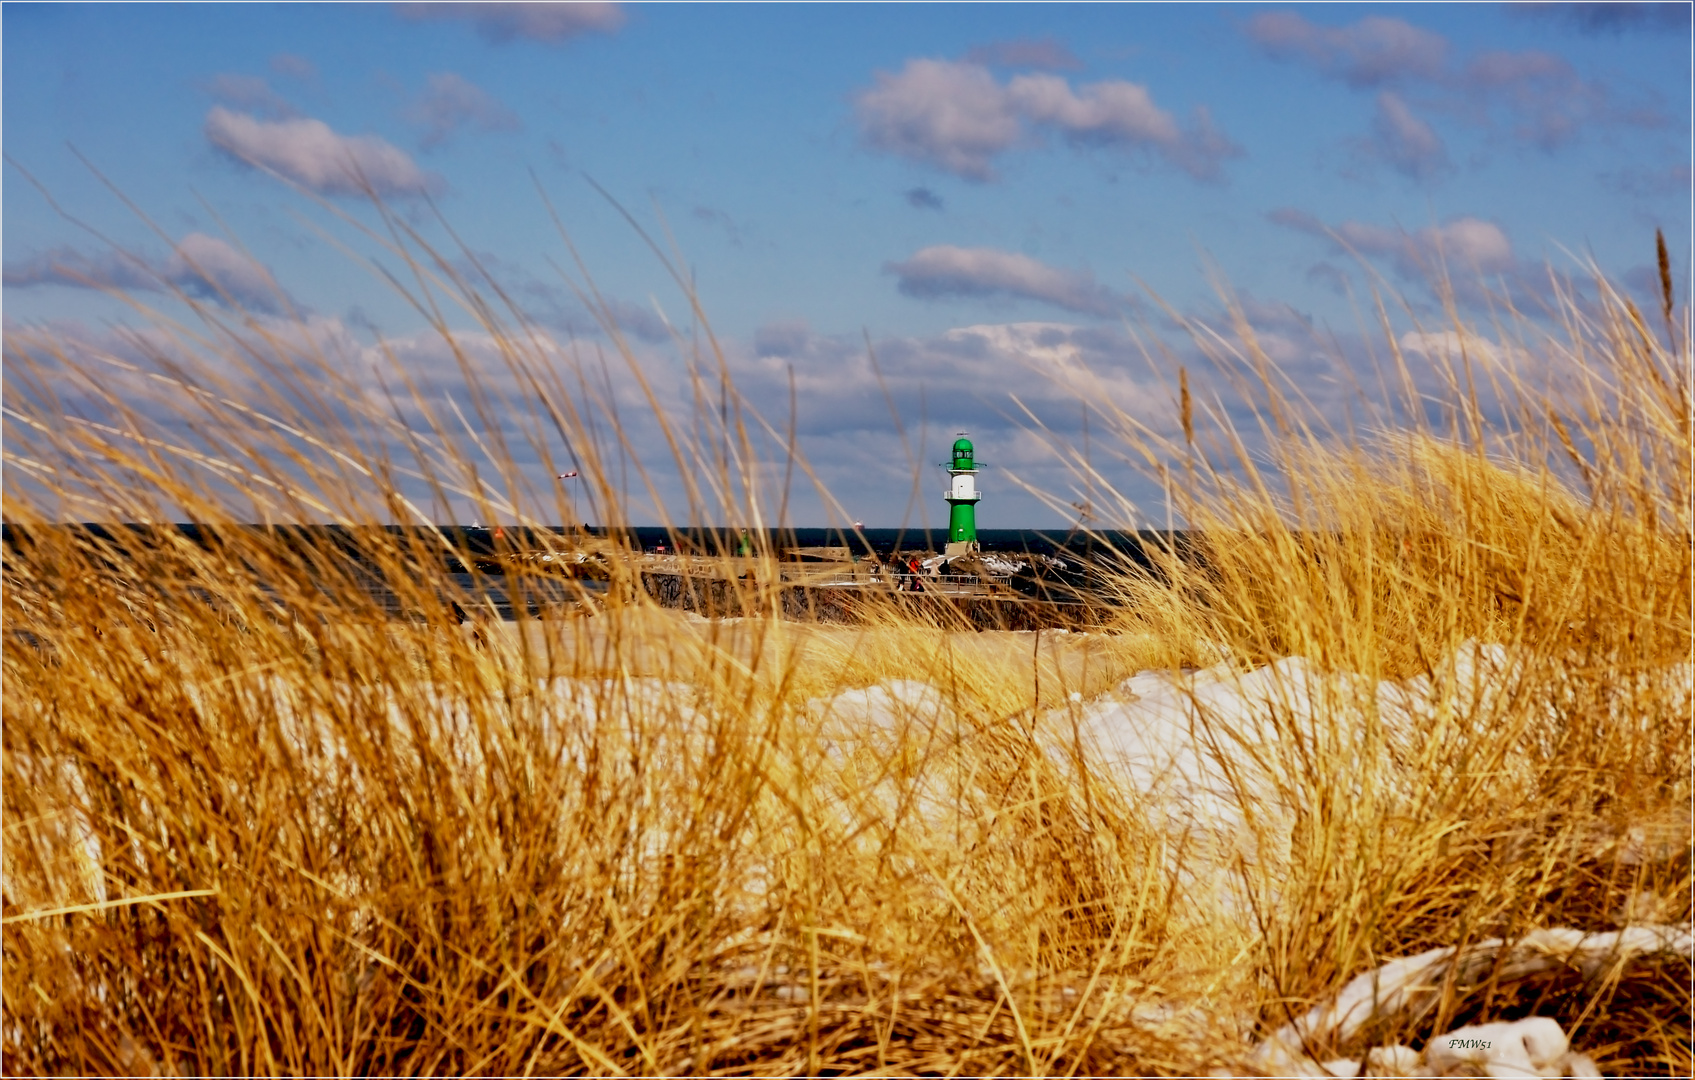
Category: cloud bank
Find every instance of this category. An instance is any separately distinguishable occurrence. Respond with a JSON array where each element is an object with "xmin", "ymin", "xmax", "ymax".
[
  {"xmin": 854, "ymin": 58, "xmax": 1241, "ymax": 182},
  {"xmin": 19, "ymin": 285, "xmax": 1541, "ymax": 529}
]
